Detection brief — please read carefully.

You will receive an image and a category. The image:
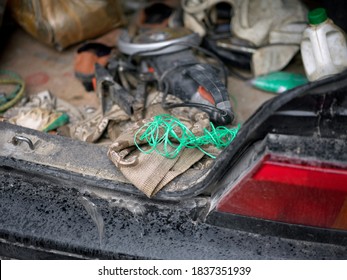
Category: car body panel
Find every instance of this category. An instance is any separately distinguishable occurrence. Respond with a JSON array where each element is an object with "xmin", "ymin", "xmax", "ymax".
[{"xmin": 1, "ymin": 71, "xmax": 347, "ymax": 259}]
